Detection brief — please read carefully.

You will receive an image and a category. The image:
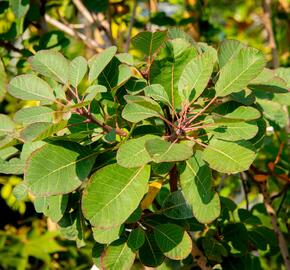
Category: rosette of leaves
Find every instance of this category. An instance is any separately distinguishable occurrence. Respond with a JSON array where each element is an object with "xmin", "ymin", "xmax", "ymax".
[{"xmin": 0, "ymin": 30, "xmax": 289, "ymax": 269}]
